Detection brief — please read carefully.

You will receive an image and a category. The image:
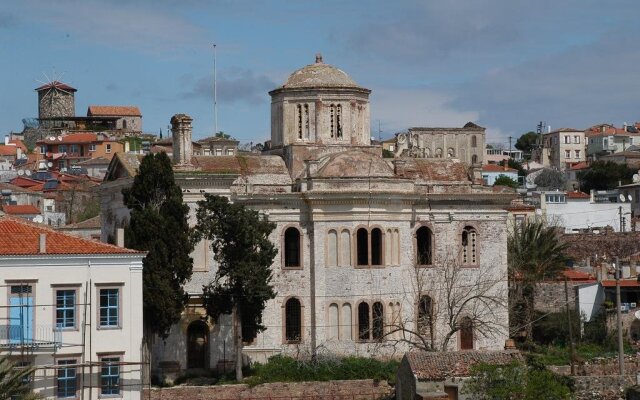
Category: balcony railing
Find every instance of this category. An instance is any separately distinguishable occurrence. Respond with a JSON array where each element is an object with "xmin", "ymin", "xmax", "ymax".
[{"xmin": 0, "ymin": 325, "xmax": 62, "ymax": 350}]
